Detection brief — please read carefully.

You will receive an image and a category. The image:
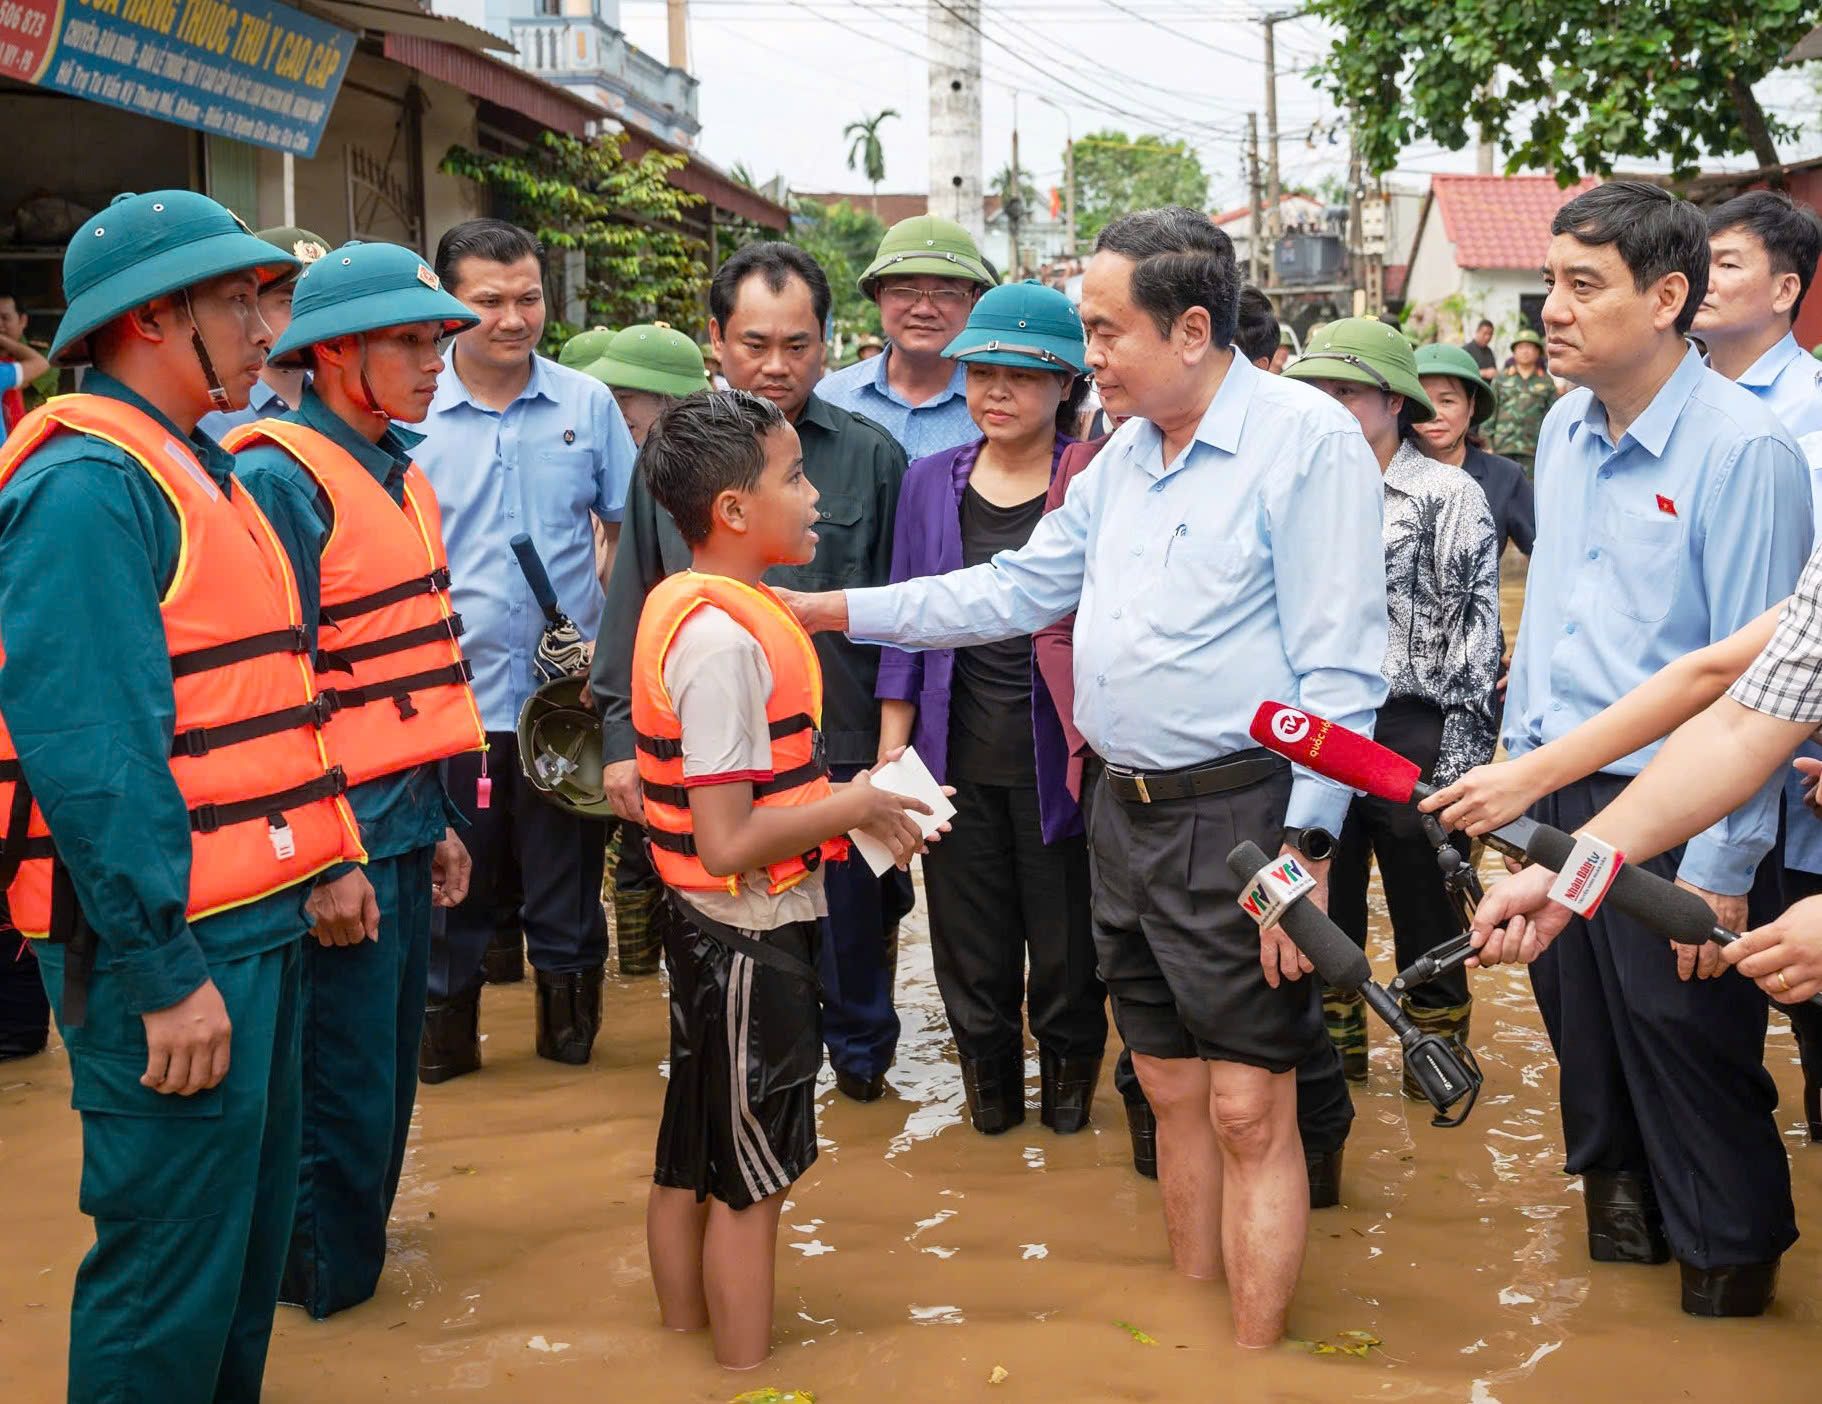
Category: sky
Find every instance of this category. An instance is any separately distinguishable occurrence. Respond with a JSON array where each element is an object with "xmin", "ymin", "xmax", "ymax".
[{"xmin": 616, "ymin": 1, "xmax": 1822, "ymax": 210}]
